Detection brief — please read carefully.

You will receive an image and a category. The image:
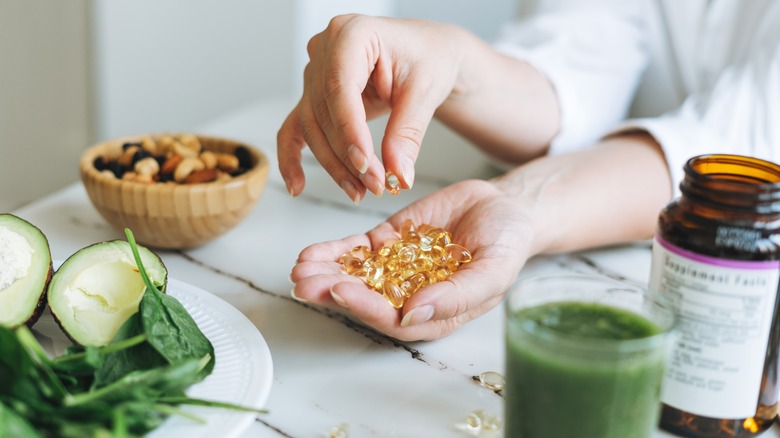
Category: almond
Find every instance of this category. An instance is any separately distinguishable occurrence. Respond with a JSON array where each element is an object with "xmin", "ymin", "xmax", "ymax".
[{"xmin": 184, "ymin": 168, "xmax": 219, "ymax": 184}]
